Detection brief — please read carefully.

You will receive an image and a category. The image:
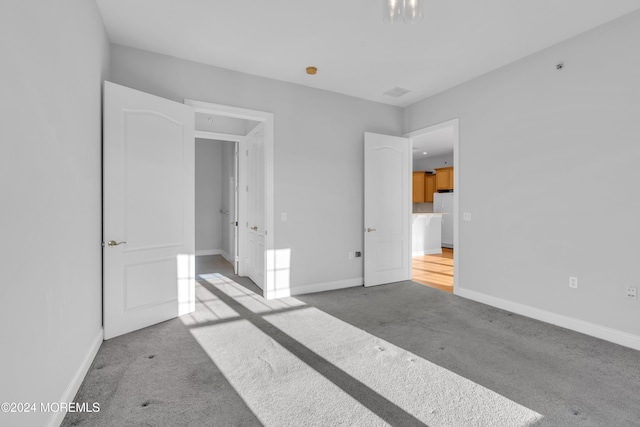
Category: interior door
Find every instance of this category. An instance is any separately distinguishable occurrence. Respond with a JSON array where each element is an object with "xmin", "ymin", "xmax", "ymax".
[
  {"xmin": 103, "ymin": 81, "xmax": 195, "ymax": 340},
  {"xmin": 246, "ymin": 126, "xmax": 265, "ymax": 288},
  {"xmin": 364, "ymin": 132, "xmax": 411, "ymax": 287},
  {"xmin": 230, "ymin": 141, "xmax": 239, "ymax": 274}
]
